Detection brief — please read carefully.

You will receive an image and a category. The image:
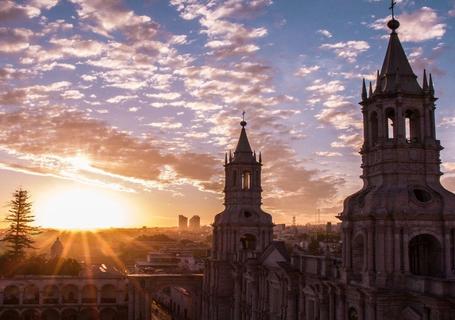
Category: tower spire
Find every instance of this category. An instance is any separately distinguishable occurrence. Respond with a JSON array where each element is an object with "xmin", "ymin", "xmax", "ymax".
[
  {"xmin": 422, "ymin": 69, "xmax": 429, "ymax": 91},
  {"xmin": 362, "ymin": 78, "xmax": 368, "ymax": 101}
]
